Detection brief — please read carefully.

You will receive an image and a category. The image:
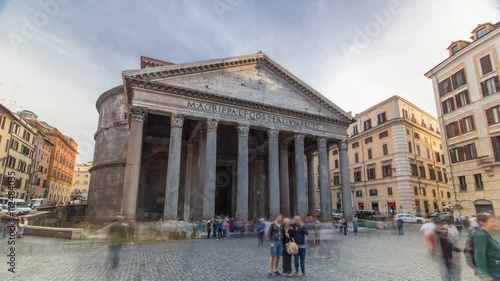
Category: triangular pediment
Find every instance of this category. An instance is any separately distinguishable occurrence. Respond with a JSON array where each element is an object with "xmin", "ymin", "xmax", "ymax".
[{"xmin": 123, "ymin": 53, "xmax": 353, "ymax": 123}]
